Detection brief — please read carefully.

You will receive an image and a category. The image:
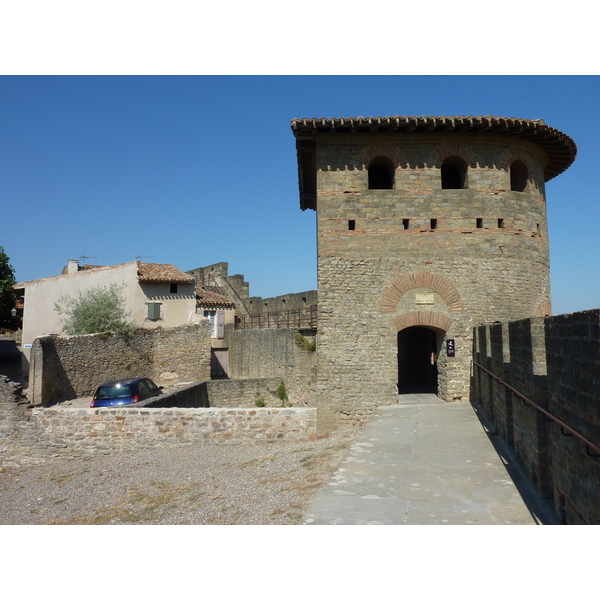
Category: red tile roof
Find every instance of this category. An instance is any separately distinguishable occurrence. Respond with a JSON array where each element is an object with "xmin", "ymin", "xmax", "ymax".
[
  {"xmin": 196, "ymin": 286, "xmax": 236, "ymax": 308},
  {"xmin": 137, "ymin": 262, "xmax": 195, "ymax": 283},
  {"xmin": 291, "ymin": 114, "xmax": 576, "ymax": 181}
]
